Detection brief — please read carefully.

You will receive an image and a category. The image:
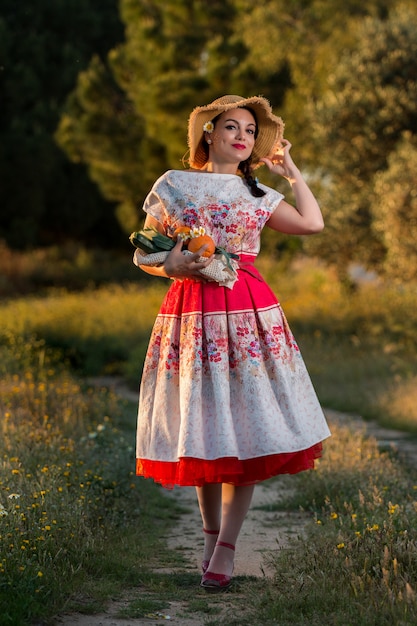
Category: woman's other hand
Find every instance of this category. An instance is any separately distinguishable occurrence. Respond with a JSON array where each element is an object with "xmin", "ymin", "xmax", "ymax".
[
  {"xmin": 163, "ymin": 239, "xmax": 213, "ymax": 281},
  {"xmin": 260, "ymin": 139, "xmax": 299, "ymax": 183}
]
